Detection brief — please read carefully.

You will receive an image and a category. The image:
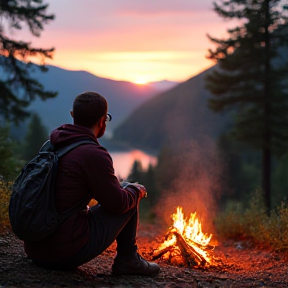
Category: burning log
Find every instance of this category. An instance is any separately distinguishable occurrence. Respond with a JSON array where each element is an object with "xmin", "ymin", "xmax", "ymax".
[
  {"xmin": 151, "ymin": 207, "xmax": 216, "ymax": 268},
  {"xmin": 174, "ymin": 230, "xmax": 205, "ymax": 267},
  {"xmin": 151, "ymin": 244, "xmax": 175, "ymax": 260},
  {"xmin": 152, "ymin": 229, "xmax": 209, "ymax": 267}
]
